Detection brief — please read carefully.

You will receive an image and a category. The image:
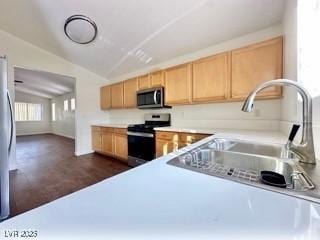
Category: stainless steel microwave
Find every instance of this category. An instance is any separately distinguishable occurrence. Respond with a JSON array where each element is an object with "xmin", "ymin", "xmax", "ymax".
[{"xmin": 137, "ymin": 87, "xmax": 165, "ymax": 109}]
